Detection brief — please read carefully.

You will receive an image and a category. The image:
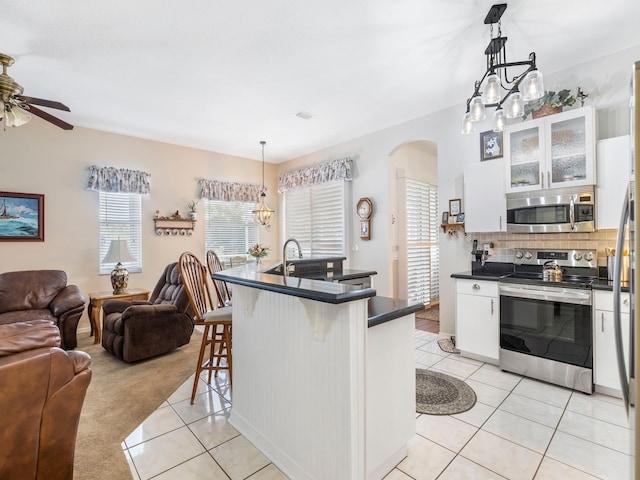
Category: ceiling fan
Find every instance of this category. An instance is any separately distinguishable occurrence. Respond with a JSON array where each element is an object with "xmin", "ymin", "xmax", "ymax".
[{"xmin": 0, "ymin": 53, "xmax": 73, "ymax": 130}]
